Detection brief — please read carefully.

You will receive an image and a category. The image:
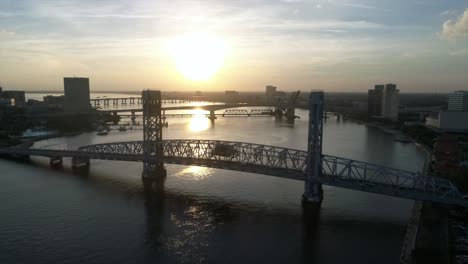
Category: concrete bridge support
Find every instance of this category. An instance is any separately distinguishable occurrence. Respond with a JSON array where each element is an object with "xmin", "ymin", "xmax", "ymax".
[
  {"xmin": 286, "ymin": 108, "xmax": 296, "ymax": 124},
  {"xmin": 208, "ymin": 110, "xmax": 217, "ymax": 124},
  {"xmin": 142, "ymin": 90, "xmax": 166, "ymax": 189},
  {"xmin": 112, "ymin": 111, "xmax": 119, "ymax": 125},
  {"xmin": 71, "ymin": 157, "xmax": 90, "ymax": 168},
  {"xmin": 303, "ymin": 91, "xmax": 324, "ymax": 205},
  {"xmin": 49, "ymin": 156, "xmax": 63, "ymax": 168},
  {"xmin": 131, "ymin": 111, "xmax": 137, "ymax": 125}
]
